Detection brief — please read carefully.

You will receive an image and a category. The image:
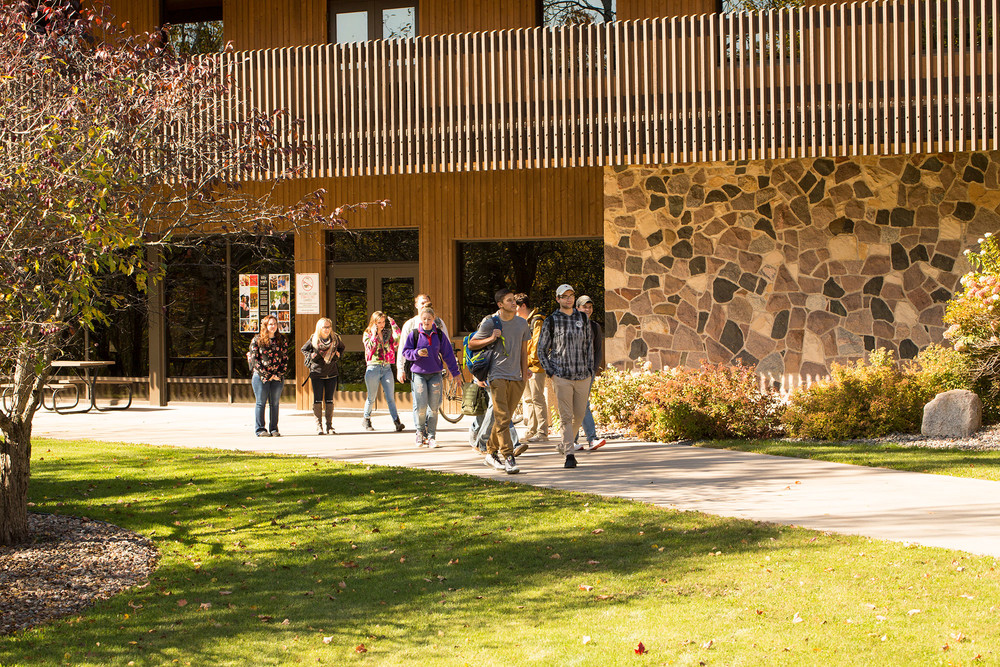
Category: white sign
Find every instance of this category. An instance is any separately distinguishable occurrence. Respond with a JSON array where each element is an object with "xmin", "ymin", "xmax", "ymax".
[{"xmin": 296, "ymin": 273, "xmax": 320, "ymax": 314}]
